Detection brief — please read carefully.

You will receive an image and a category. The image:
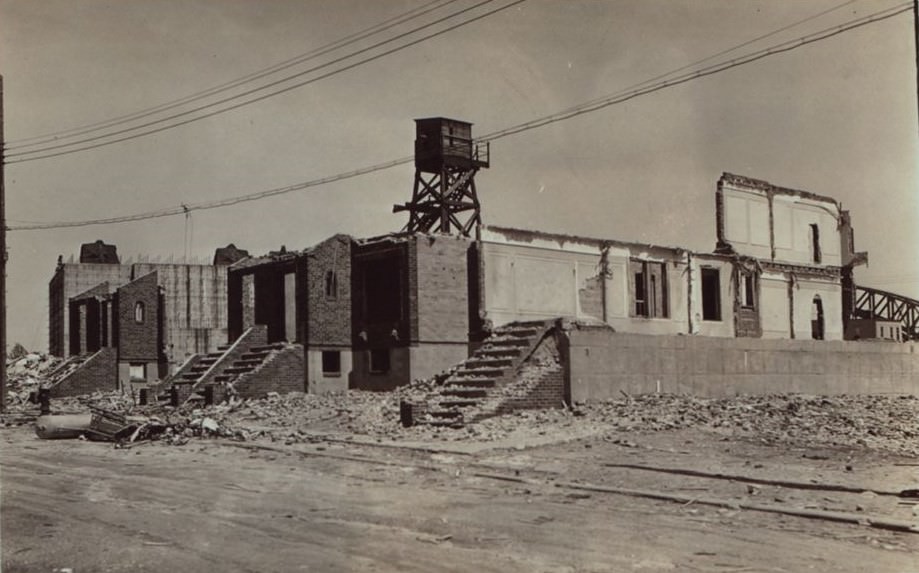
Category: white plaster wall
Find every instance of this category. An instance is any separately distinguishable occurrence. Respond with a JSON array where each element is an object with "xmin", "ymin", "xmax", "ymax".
[
  {"xmin": 605, "ymin": 256, "xmax": 690, "ymax": 336},
  {"xmin": 772, "ymin": 196, "xmax": 840, "ymax": 266},
  {"xmin": 689, "ymin": 258, "xmax": 734, "ymax": 338},
  {"xmin": 760, "ymin": 273, "xmax": 791, "ymax": 339},
  {"xmin": 307, "ymin": 348, "xmax": 352, "ymax": 394},
  {"xmin": 481, "ymin": 241, "xmax": 601, "ymax": 326},
  {"xmin": 721, "ymin": 186, "xmax": 771, "ymax": 259},
  {"xmin": 793, "ymin": 279, "xmax": 843, "ymax": 341}
]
